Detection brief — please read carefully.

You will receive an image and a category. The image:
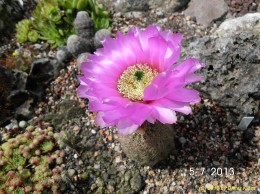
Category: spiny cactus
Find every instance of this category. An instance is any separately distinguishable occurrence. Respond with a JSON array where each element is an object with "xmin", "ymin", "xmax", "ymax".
[
  {"xmin": 16, "ymin": 0, "xmax": 111, "ymax": 47},
  {"xmin": 0, "ymin": 124, "xmax": 65, "ymax": 193},
  {"xmin": 118, "ymin": 122, "xmax": 176, "ymax": 166}
]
